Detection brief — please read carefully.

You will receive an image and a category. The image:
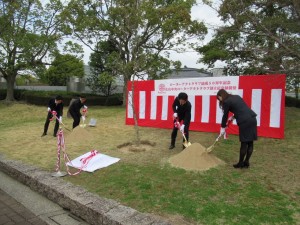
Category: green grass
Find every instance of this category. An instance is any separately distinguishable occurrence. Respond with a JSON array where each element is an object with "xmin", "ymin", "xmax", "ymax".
[
  {"xmin": 0, "ymin": 102, "xmax": 299, "ymax": 225},
  {"xmin": 66, "ymin": 163, "xmax": 296, "ymax": 225}
]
